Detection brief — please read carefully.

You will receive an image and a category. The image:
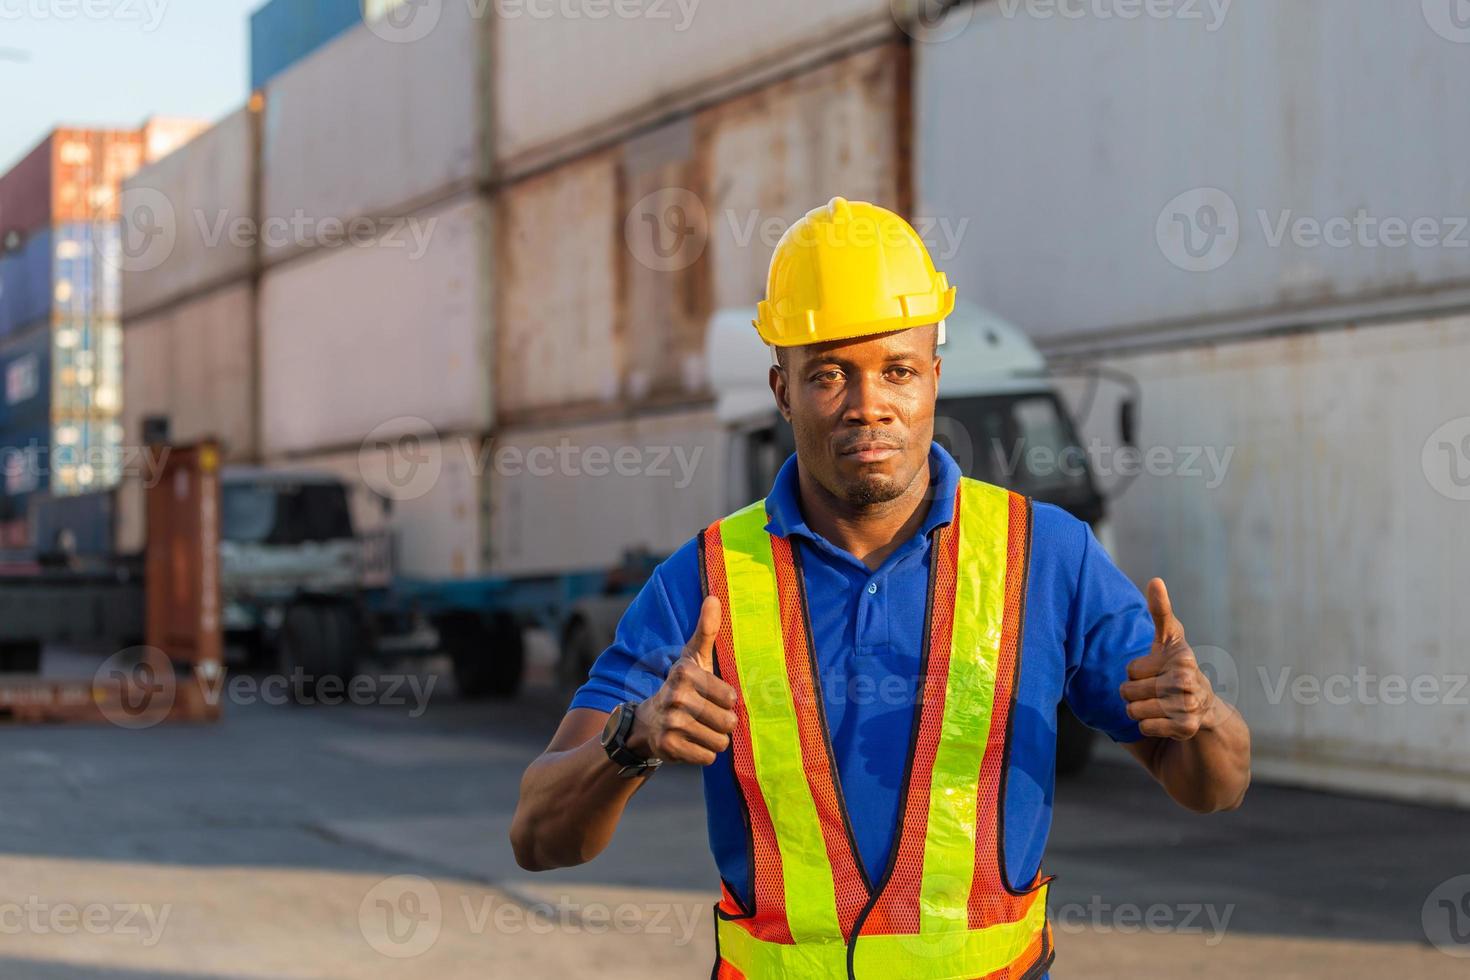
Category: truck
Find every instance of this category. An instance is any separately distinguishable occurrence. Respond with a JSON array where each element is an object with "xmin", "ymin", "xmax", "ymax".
[{"xmin": 213, "ymin": 303, "xmax": 1124, "ymax": 770}]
